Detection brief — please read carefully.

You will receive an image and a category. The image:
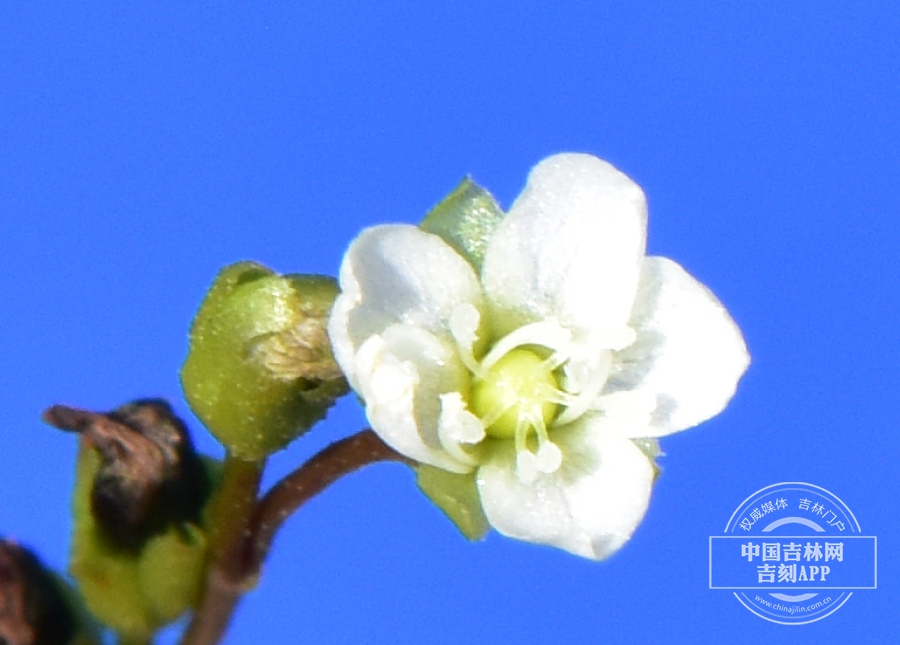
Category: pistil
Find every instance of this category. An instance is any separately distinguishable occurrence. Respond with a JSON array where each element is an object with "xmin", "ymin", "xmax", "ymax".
[{"xmin": 469, "ymin": 348, "xmax": 568, "ymax": 481}]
